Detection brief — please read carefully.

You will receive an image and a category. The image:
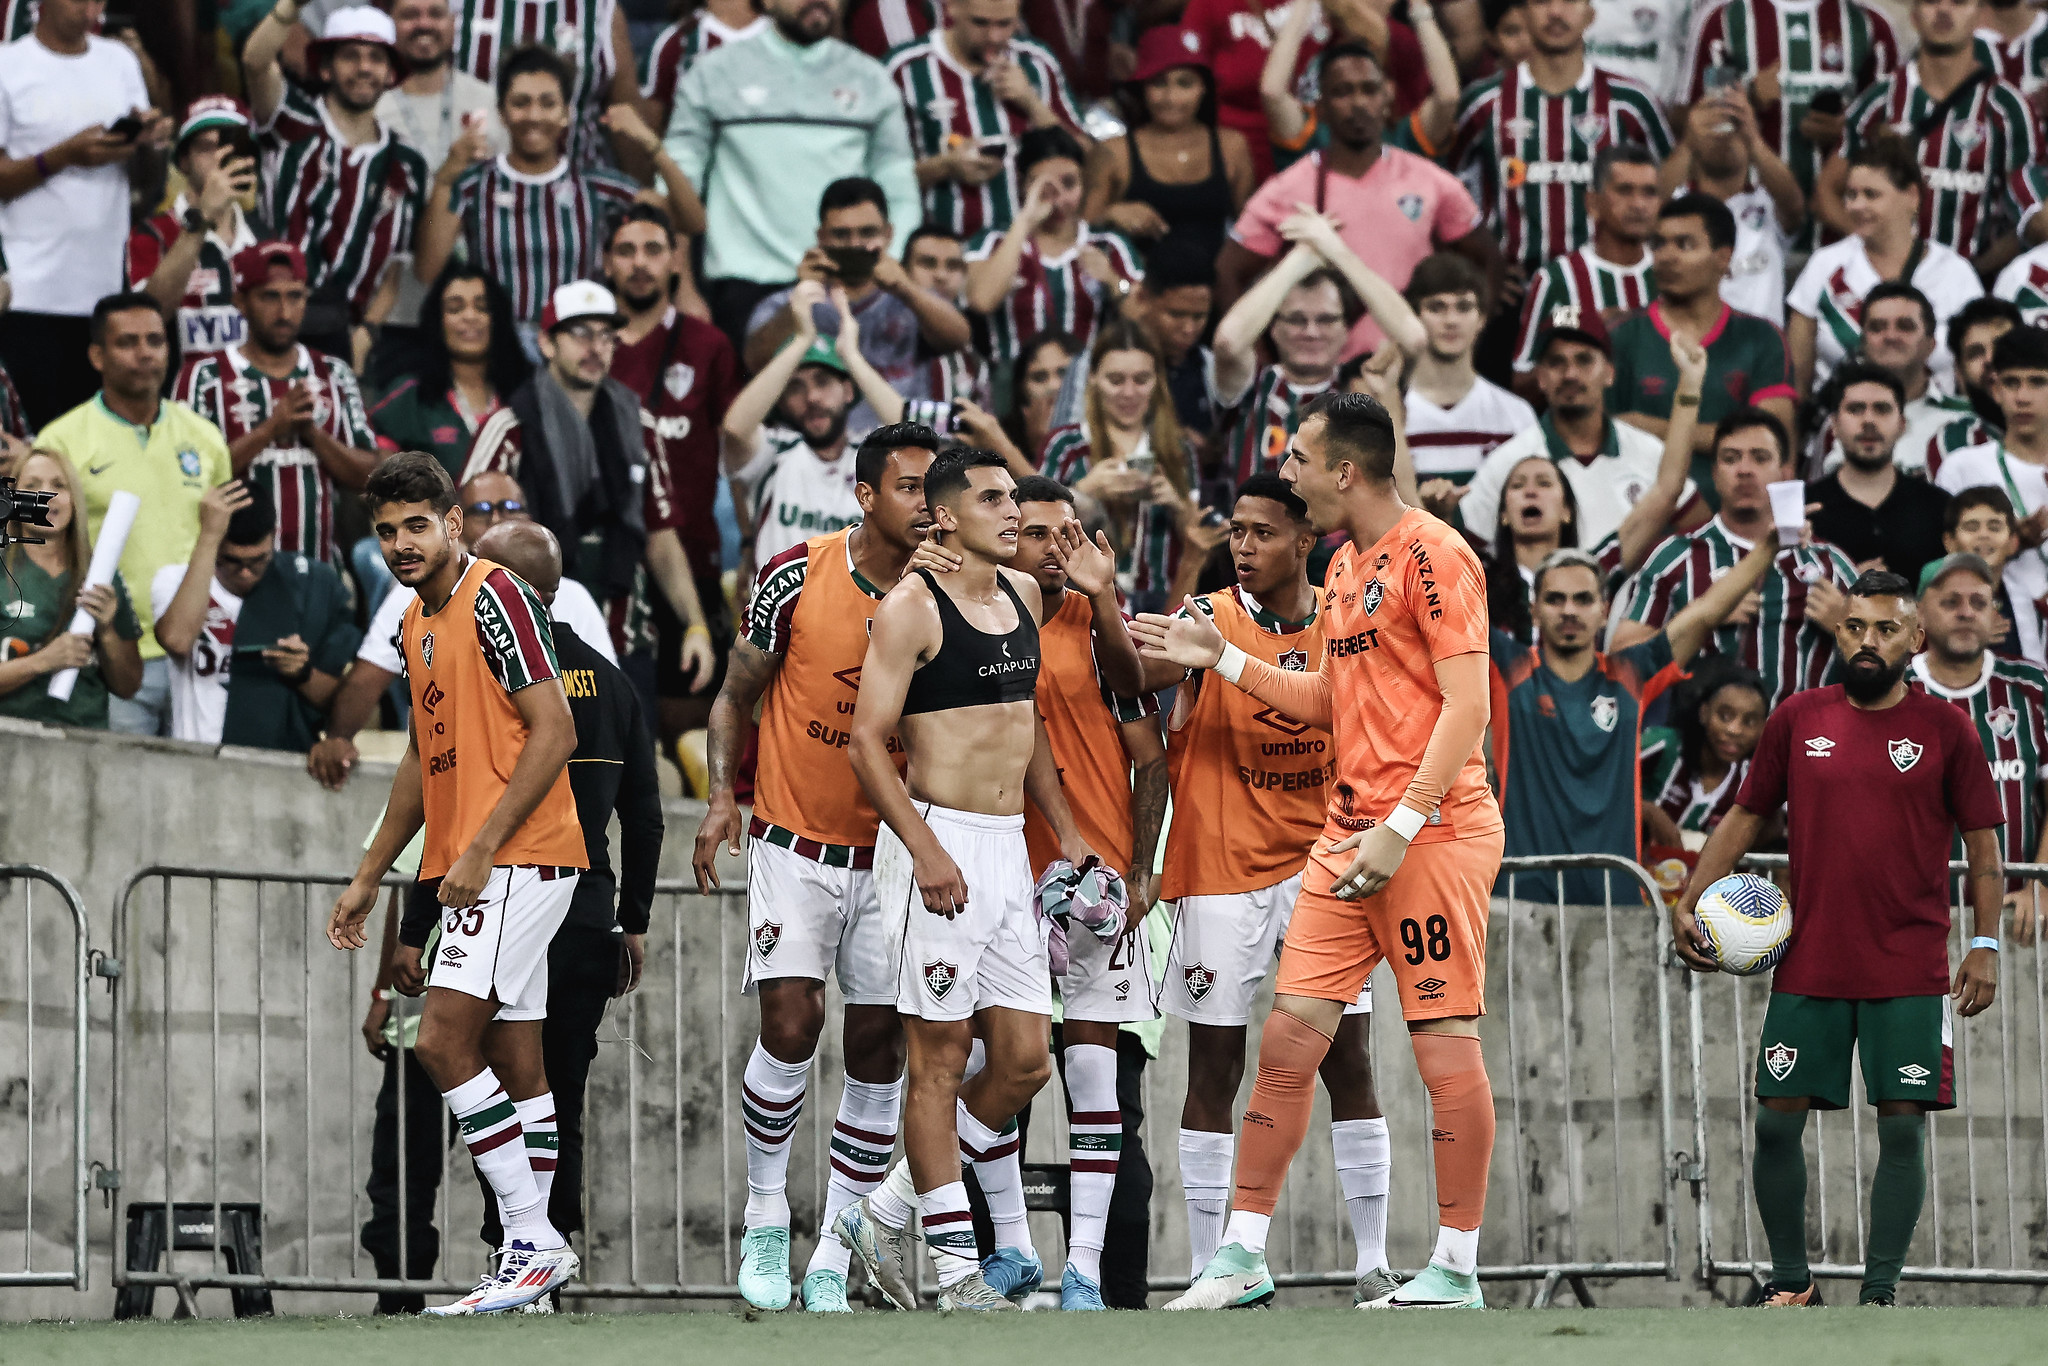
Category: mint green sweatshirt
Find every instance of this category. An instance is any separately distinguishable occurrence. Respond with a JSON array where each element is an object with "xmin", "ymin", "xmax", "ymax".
[{"xmin": 663, "ymin": 27, "xmax": 919, "ymax": 284}]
